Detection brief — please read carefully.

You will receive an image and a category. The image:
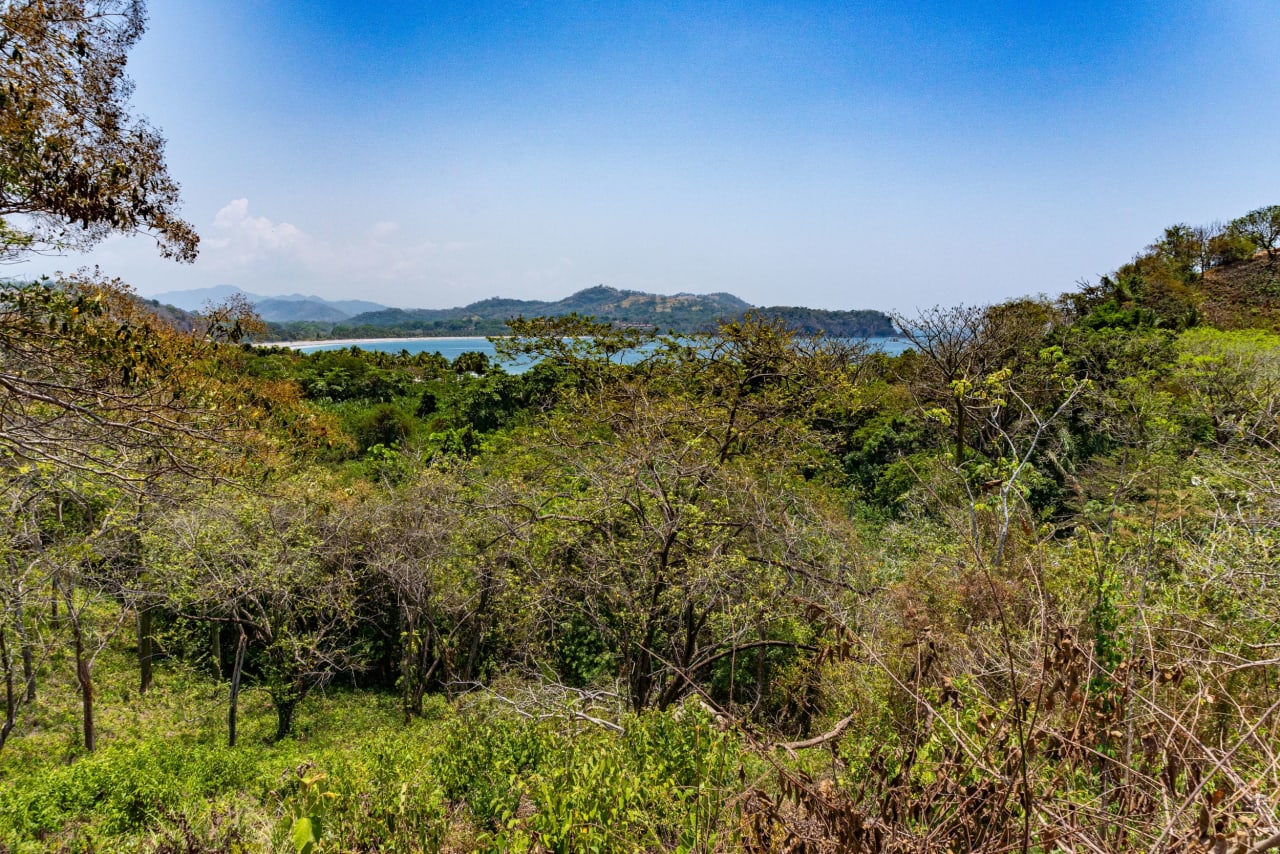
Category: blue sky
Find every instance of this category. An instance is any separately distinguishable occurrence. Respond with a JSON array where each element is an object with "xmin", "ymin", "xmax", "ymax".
[{"xmin": 24, "ymin": 0, "xmax": 1280, "ymax": 311}]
